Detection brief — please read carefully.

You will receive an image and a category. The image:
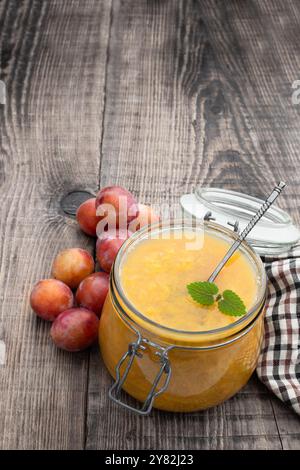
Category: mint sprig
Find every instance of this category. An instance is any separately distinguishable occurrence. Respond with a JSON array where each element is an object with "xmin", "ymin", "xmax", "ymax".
[
  {"xmin": 218, "ymin": 290, "xmax": 246, "ymax": 317},
  {"xmin": 187, "ymin": 281, "xmax": 246, "ymax": 317},
  {"xmin": 187, "ymin": 281, "xmax": 218, "ymax": 306}
]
